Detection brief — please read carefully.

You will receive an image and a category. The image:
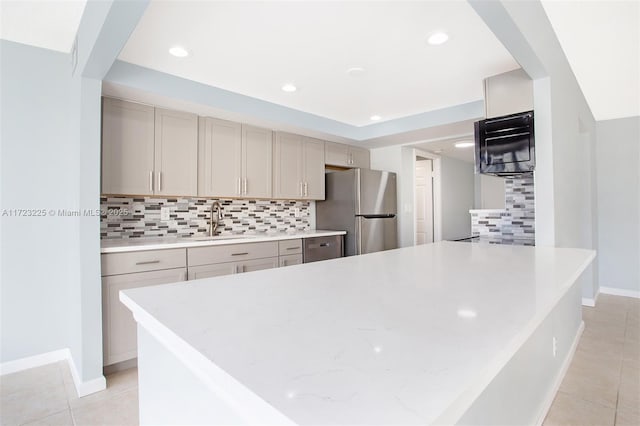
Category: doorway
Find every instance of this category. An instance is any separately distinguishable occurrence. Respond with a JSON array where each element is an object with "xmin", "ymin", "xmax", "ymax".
[{"xmin": 415, "ymin": 157, "xmax": 434, "ymax": 244}]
